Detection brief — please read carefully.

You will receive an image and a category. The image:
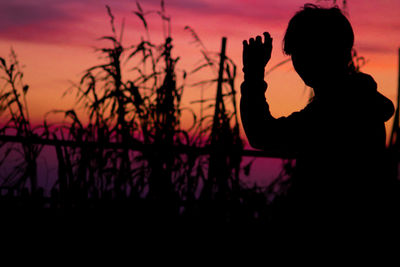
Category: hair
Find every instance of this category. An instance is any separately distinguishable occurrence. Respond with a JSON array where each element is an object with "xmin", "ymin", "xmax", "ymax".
[{"xmin": 283, "ymin": 4, "xmax": 354, "ymax": 63}]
